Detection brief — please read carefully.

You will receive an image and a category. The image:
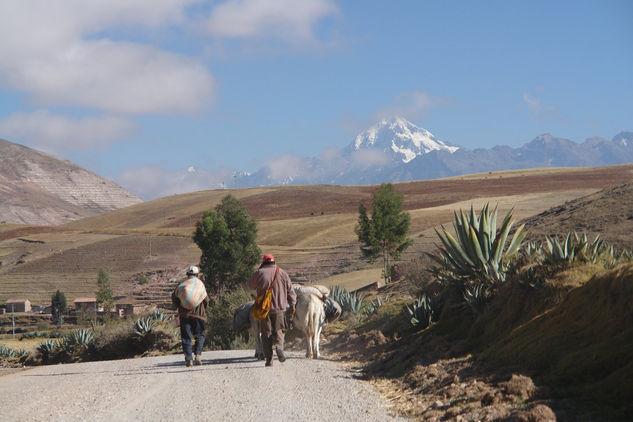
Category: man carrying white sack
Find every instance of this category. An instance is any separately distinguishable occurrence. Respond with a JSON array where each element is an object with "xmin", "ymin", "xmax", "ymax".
[{"xmin": 172, "ymin": 265, "xmax": 209, "ymax": 367}]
